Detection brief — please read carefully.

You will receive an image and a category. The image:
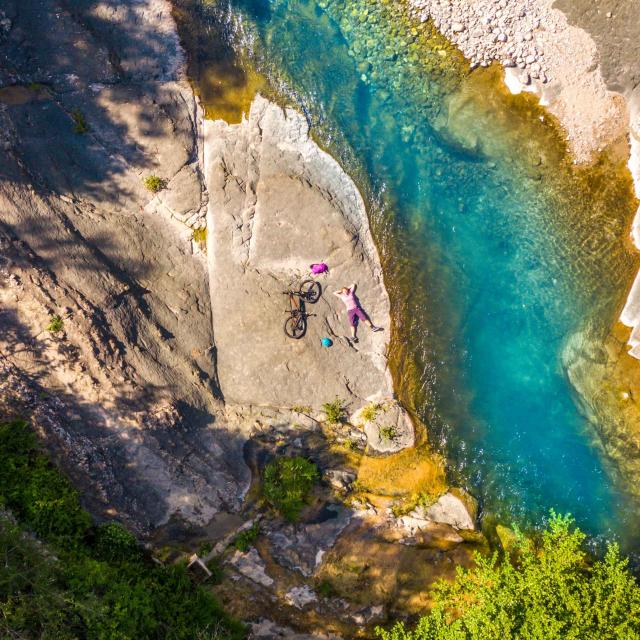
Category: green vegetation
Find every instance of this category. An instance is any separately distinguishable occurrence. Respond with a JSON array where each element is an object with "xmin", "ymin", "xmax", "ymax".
[
  {"xmin": 317, "ymin": 579, "xmax": 335, "ymax": 598},
  {"xmin": 47, "ymin": 314, "xmax": 64, "ymax": 333},
  {"xmin": 193, "ymin": 227, "xmax": 207, "ymax": 245},
  {"xmin": 379, "ymin": 425, "xmax": 397, "ymax": 441},
  {"xmin": 0, "ymin": 419, "xmax": 244, "ymax": 640},
  {"xmin": 143, "ymin": 175, "xmax": 167, "ymax": 193},
  {"xmin": 360, "ymin": 402, "xmax": 381, "ymax": 423},
  {"xmin": 232, "ymin": 522, "xmax": 260, "ymax": 552},
  {"xmin": 322, "ymin": 397, "xmax": 346, "ymax": 424},
  {"xmin": 262, "ymin": 456, "xmax": 319, "ymax": 522},
  {"xmin": 71, "ymin": 109, "xmax": 89, "ymax": 134},
  {"xmin": 376, "ymin": 513, "xmax": 640, "ymax": 640}
]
